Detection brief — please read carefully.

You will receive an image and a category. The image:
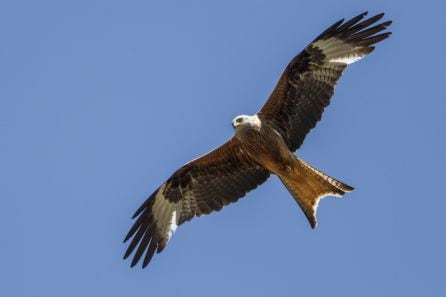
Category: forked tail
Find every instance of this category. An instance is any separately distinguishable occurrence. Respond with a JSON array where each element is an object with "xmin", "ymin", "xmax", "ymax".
[{"xmin": 279, "ymin": 157, "xmax": 354, "ymax": 228}]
